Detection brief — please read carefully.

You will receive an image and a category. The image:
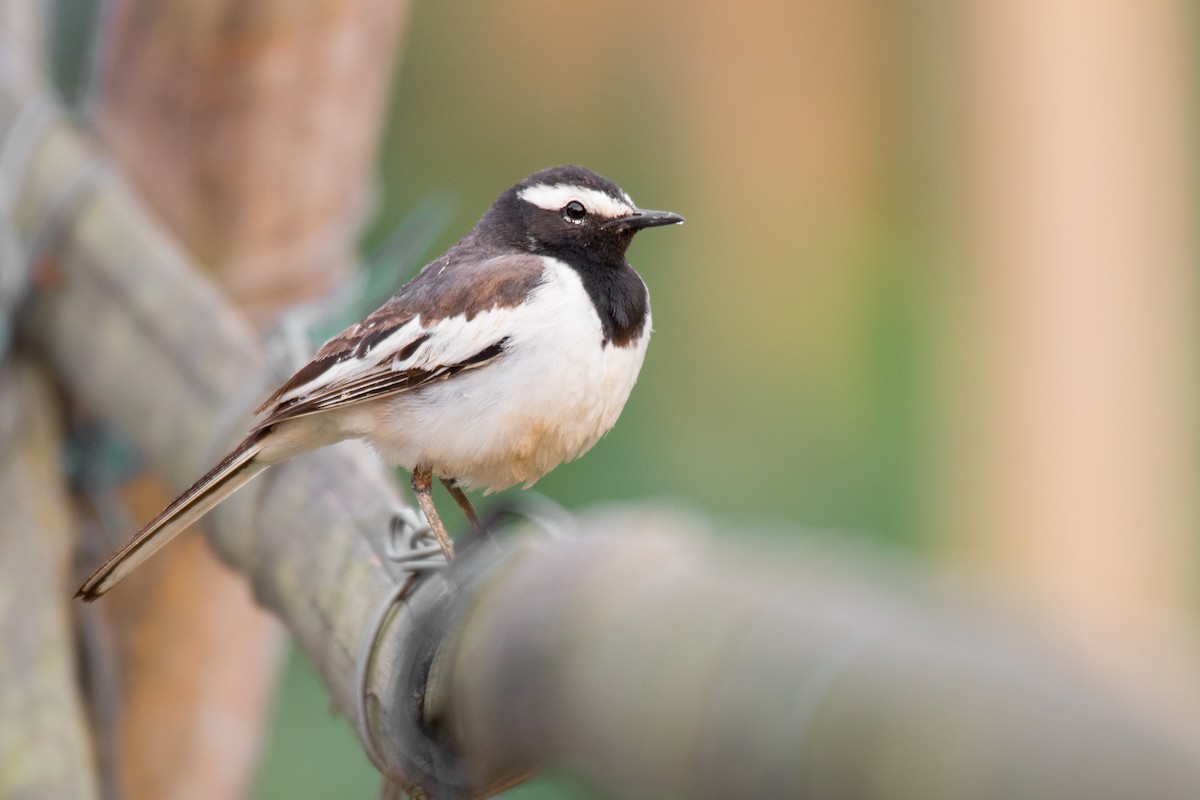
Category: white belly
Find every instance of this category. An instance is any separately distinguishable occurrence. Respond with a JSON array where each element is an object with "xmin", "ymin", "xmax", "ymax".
[{"xmin": 347, "ymin": 259, "xmax": 649, "ymax": 492}]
